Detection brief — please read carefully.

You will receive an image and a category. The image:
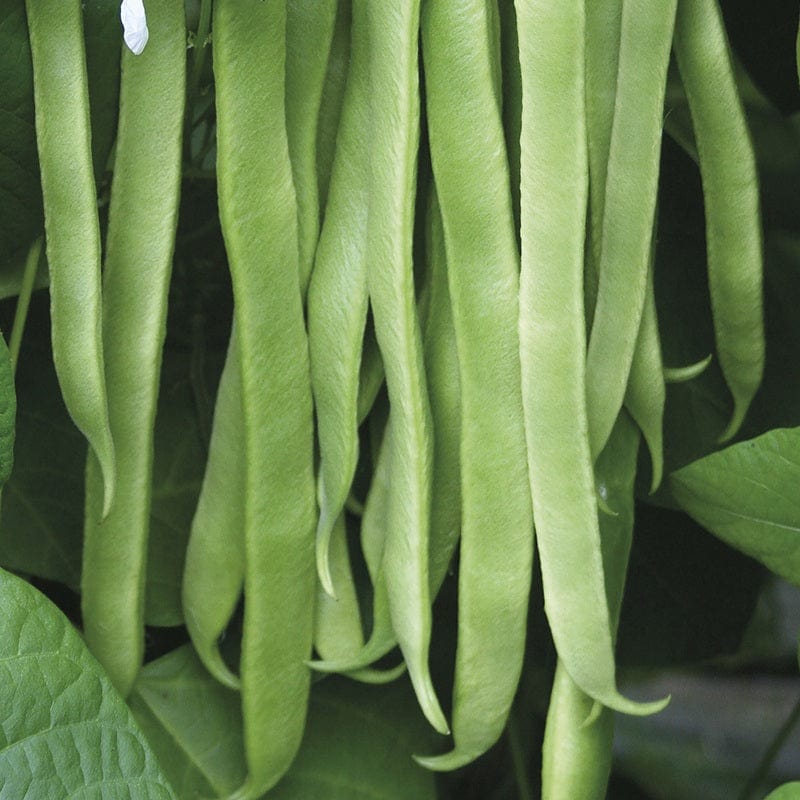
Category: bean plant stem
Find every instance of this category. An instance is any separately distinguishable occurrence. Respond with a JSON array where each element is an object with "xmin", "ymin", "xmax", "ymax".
[
  {"xmin": 189, "ymin": 0, "xmax": 213, "ymax": 106},
  {"xmin": 9, "ymin": 237, "xmax": 43, "ymax": 374}
]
